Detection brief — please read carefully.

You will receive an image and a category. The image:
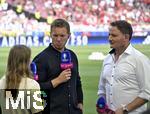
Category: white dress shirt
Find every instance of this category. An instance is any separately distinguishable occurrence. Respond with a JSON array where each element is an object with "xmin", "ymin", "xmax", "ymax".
[{"xmin": 98, "ymin": 44, "xmax": 150, "ymax": 114}]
